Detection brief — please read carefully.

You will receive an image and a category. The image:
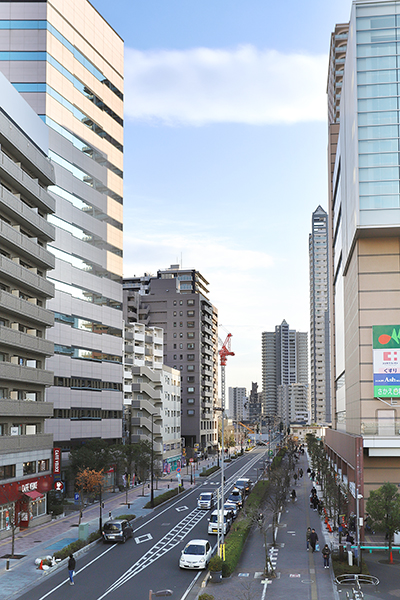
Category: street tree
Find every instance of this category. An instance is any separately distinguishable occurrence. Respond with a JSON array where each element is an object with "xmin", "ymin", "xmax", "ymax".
[
  {"xmin": 69, "ymin": 439, "xmax": 110, "ymax": 481},
  {"xmin": 76, "ymin": 467, "xmax": 104, "ymax": 531},
  {"xmin": 263, "ymin": 464, "xmax": 290, "ymax": 546},
  {"xmin": 366, "ymin": 482, "xmax": 400, "ymax": 563}
]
